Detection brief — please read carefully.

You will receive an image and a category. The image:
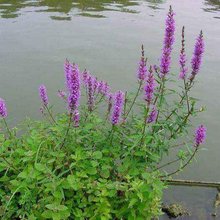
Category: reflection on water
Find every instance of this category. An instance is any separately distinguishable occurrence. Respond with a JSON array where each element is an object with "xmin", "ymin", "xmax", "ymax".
[
  {"xmin": 0, "ymin": 0, "xmax": 137, "ymax": 20},
  {"xmin": 144, "ymin": 0, "xmax": 165, "ymax": 10},
  {"xmin": 0, "ymin": 0, "xmax": 166, "ymax": 20},
  {"xmin": 204, "ymin": 0, "xmax": 220, "ymax": 18}
]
